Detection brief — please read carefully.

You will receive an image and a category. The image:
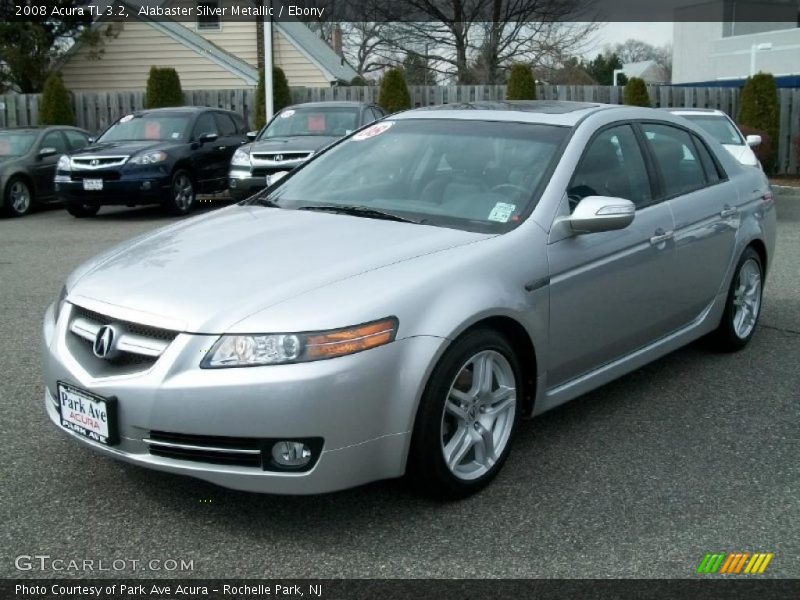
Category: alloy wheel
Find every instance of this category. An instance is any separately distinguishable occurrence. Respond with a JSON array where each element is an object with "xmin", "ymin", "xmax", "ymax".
[
  {"xmin": 173, "ymin": 174, "xmax": 194, "ymax": 211},
  {"xmin": 10, "ymin": 180, "xmax": 31, "ymax": 214},
  {"xmin": 732, "ymin": 258, "xmax": 762, "ymax": 339},
  {"xmin": 440, "ymin": 350, "xmax": 517, "ymax": 481}
]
